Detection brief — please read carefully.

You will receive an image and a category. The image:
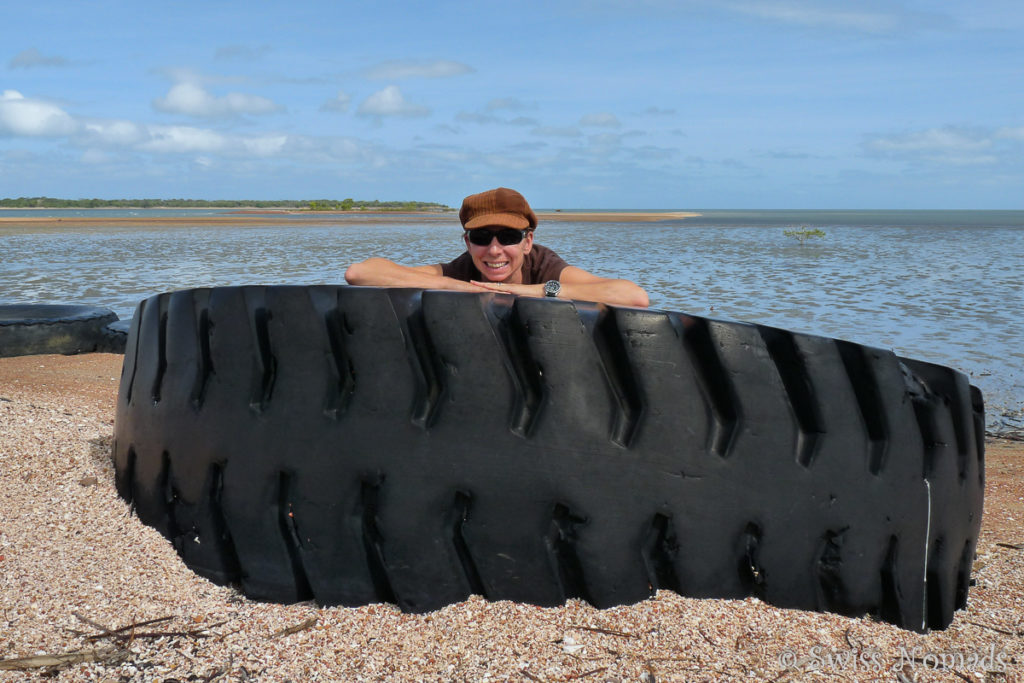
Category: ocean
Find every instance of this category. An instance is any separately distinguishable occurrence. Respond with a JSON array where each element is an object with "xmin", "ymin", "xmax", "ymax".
[{"xmin": 2, "ymin": 209, "xmax": 1022, "ymax": 430}]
